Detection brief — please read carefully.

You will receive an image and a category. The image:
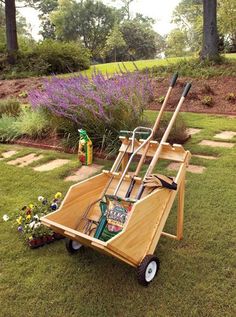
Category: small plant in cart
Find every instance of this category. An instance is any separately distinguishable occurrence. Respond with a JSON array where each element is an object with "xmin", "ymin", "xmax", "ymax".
[{"xmin": 15, "ymin": 192, "xmax": 64, "ymax": 248}]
